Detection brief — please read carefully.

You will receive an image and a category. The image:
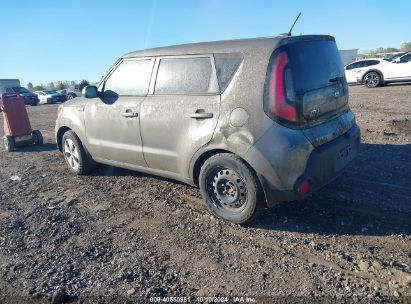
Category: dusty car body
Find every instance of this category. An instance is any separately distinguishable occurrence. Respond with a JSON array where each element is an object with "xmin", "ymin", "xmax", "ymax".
[{"xmin": 55, "ymin": 35, "xmax": 360, "ymax": 224}]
